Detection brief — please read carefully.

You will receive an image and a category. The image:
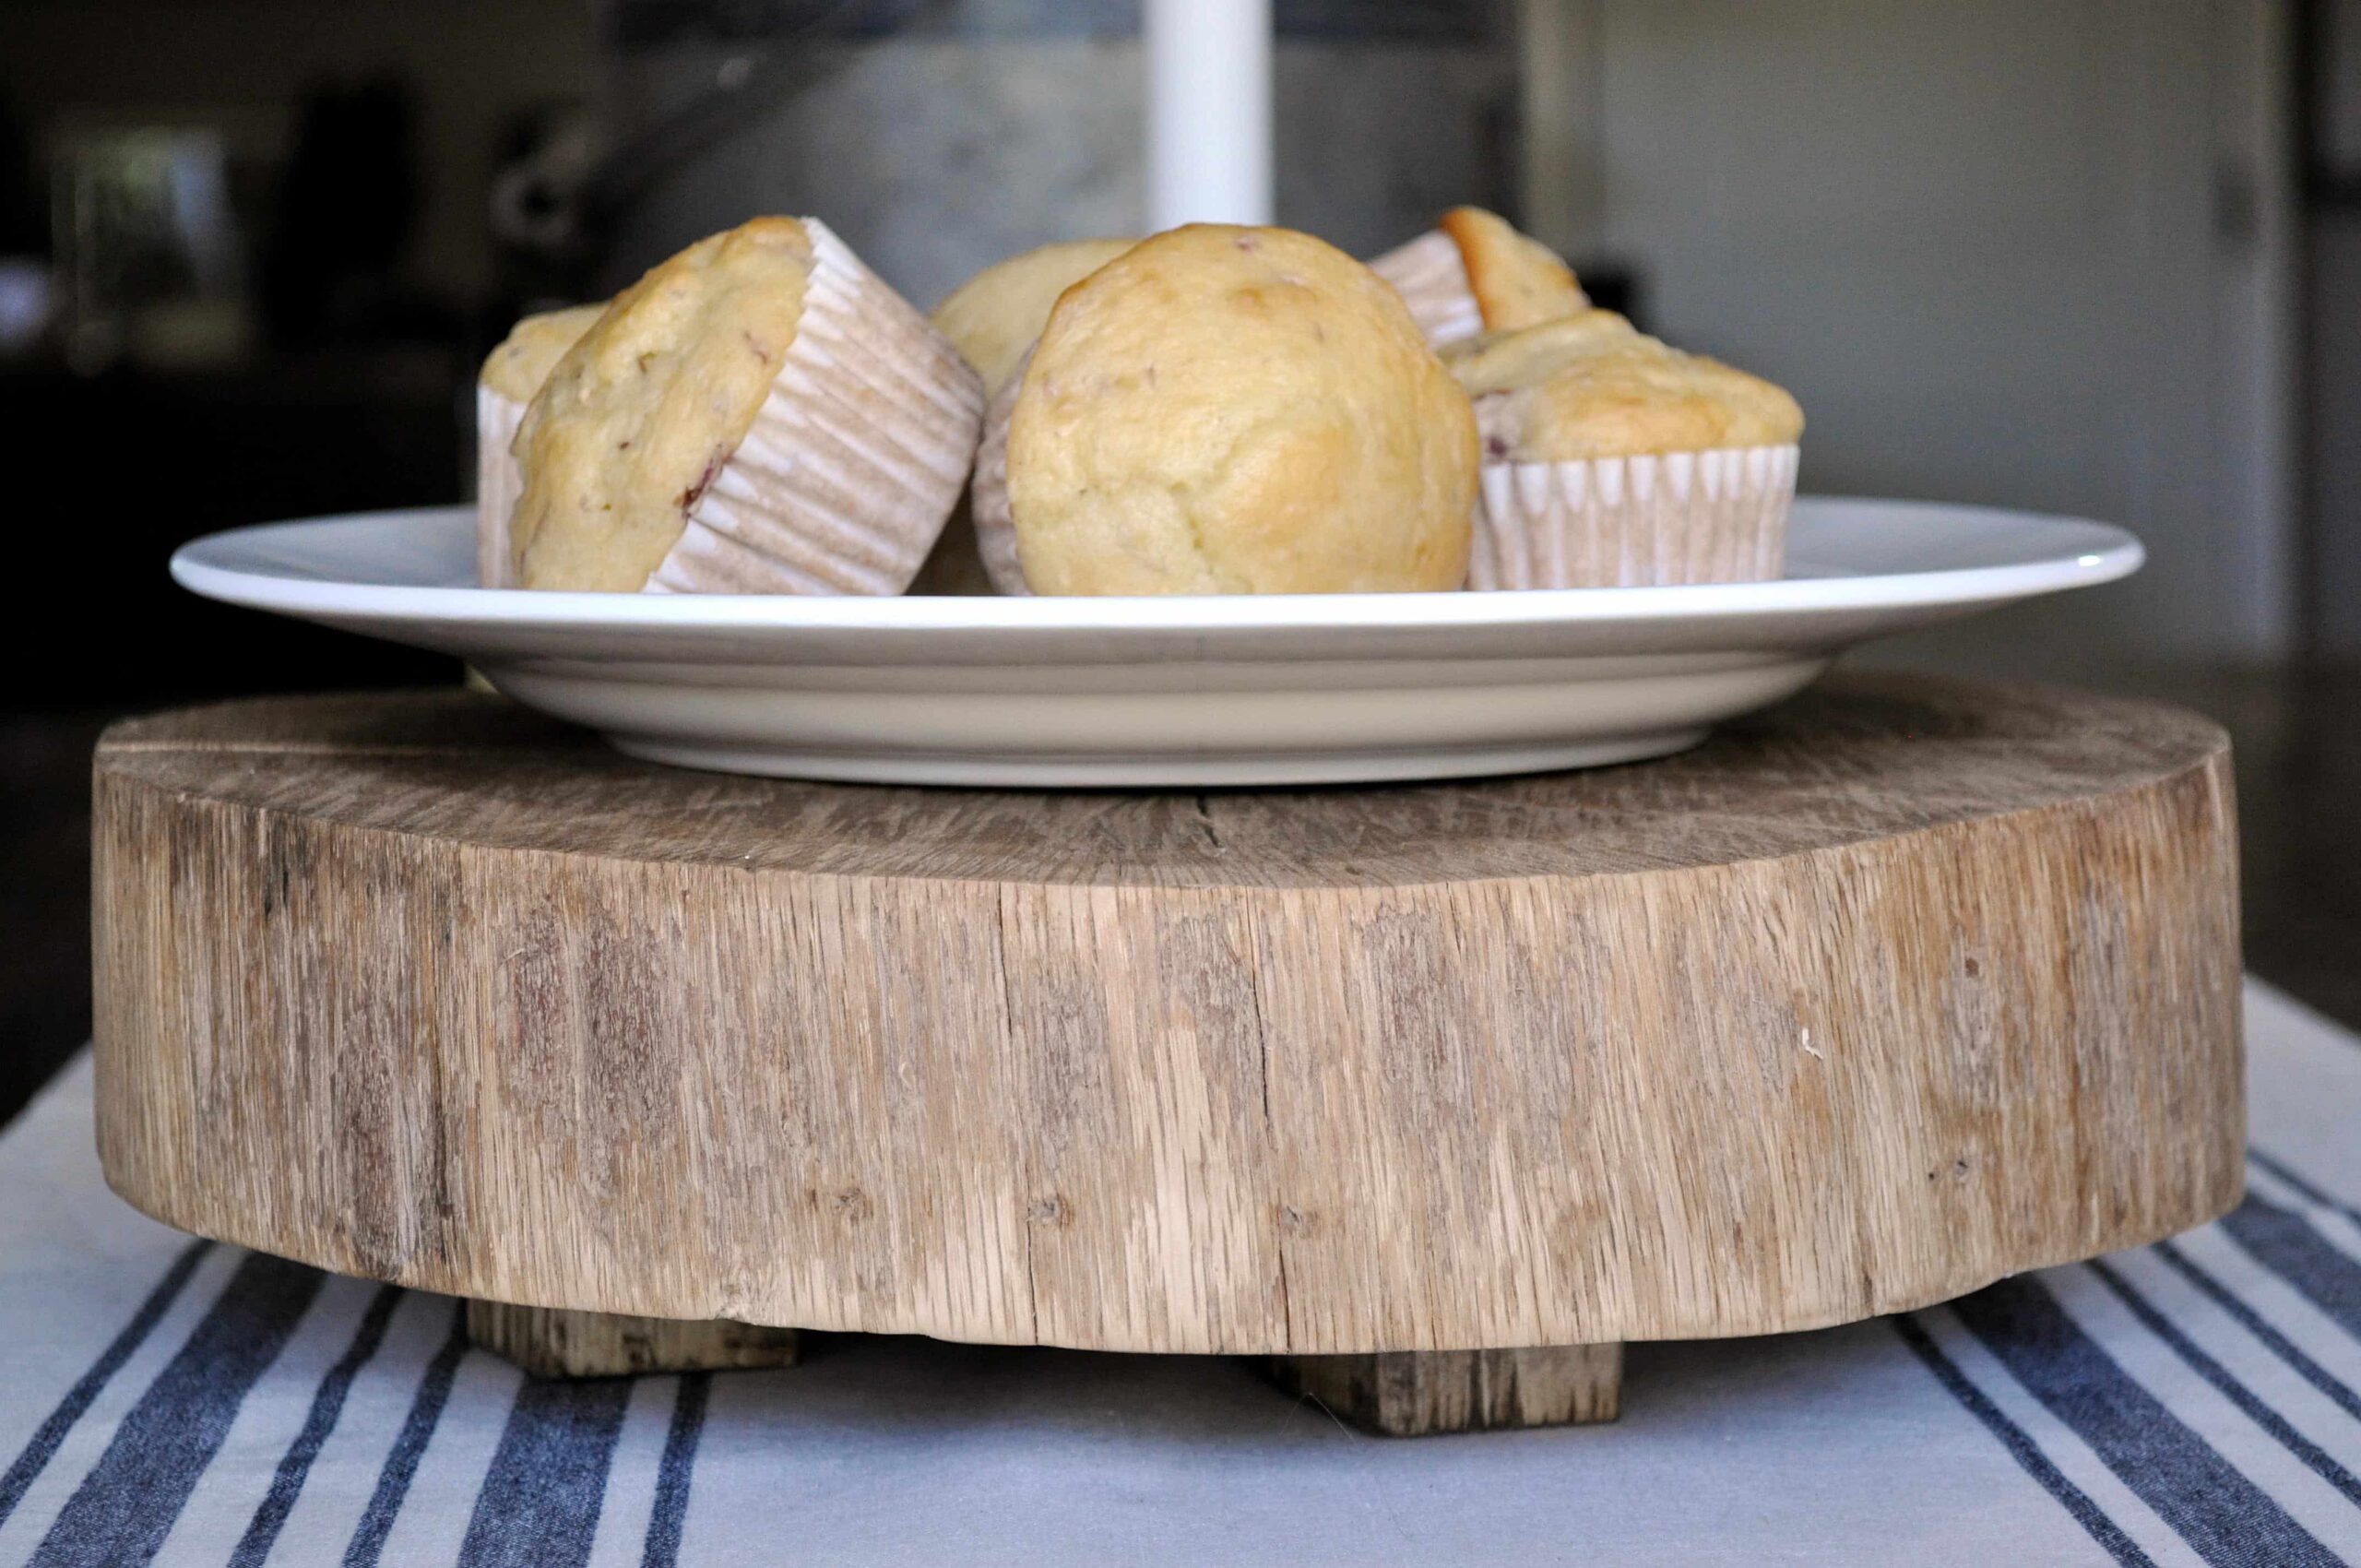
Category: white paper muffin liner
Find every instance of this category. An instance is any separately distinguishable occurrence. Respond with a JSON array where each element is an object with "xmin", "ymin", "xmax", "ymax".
[
  {"xmin": 476, "ymin": 386, "xmax": 527, "ymax": 588},
  {"xmin": 1368, "ymin": 230, "xmax": 1483, "ymax": 350},
  {"xmin": 642, "ymin": 219, "xmax": 984, "ymax": 596},
  {"xmin": 967, "ymin": 349, "xmax": 1032, "ymax": 595},
  {"xmin": 1470, "ymin": 445, "xmax": 1798, "ymax": 589}
]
